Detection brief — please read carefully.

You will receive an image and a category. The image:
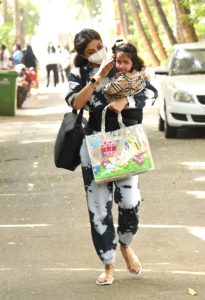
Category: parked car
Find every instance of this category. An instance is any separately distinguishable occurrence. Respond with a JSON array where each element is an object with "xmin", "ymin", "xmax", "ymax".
[{"xmin": 155, "ymin": 42, "xmax": 205, "ymax": 138}]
